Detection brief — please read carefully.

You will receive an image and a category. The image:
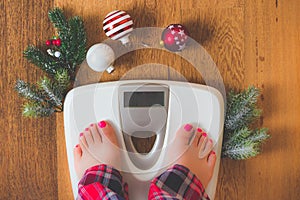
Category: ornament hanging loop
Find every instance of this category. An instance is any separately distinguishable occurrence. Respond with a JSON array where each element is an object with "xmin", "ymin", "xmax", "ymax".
[
  {"xmin": 106, "ymin": 65, "xmax": 115, "ymax": 74},
  {"xmin": 119, "ymin": 35, "xmax": 130, "ymax": 45}
]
